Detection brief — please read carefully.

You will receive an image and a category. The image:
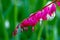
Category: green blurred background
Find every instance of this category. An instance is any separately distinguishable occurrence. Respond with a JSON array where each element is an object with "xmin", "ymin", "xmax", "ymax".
[{"xmin": 0, "ymin": 0, "xmax": 60, "ymax": 40}]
